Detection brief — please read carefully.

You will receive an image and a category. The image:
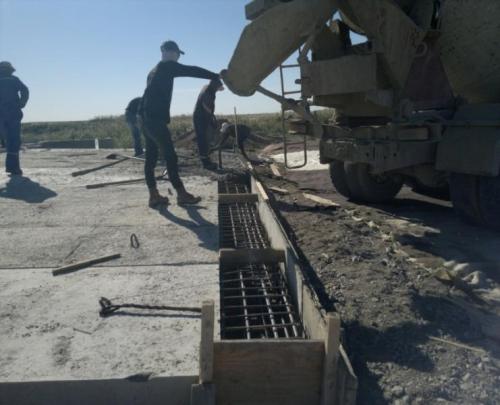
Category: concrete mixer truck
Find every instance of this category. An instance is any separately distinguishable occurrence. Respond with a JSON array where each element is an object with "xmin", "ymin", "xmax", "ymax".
[{"xmin": 222, "ymin": 0, "xmax": 500, "ymax": 230}]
